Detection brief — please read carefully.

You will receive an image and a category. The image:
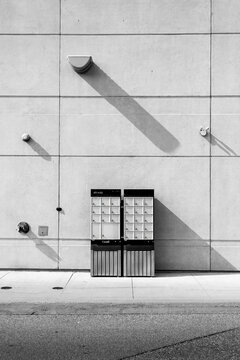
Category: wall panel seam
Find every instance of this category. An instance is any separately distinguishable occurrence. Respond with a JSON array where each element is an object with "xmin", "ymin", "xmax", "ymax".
[
  {"xmin": 1, "ymin": 155, "xmax": 236, "ymax": 158},
  {"xmin": 57, "ymin": 0, "xmax": 62, "ymax": 269},
  {"xmin": 1, "ymin": 95, "xmax": 240, "ymax": 98},
  {"xmin": 209, "ymin": 0, "xmax": 213, "ymax": 271},
  {"xmin": 1, "ymin": 33, "xmax": 240, "ymax": 36}
]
